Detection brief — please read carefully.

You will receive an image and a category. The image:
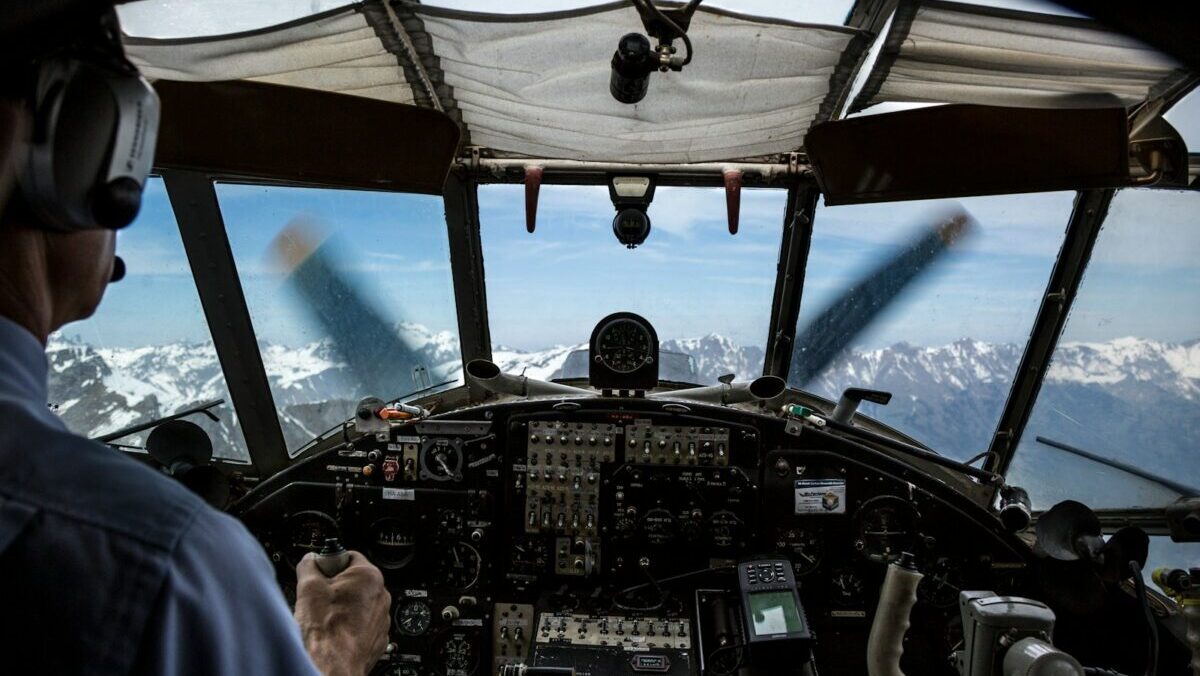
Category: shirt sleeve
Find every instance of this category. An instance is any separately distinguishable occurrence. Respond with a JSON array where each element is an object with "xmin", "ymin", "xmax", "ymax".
[{"xmin": 131, "ymin": 507, "xmax": 321, "ymax": 676}]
